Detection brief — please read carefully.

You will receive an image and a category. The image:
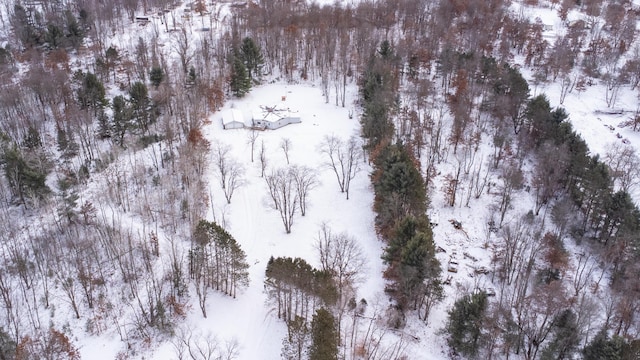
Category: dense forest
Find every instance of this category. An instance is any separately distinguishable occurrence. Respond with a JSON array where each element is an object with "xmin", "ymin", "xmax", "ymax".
[{"xmin": 0, "ymin": 0, "xmax": 639, "ymax": 358}]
